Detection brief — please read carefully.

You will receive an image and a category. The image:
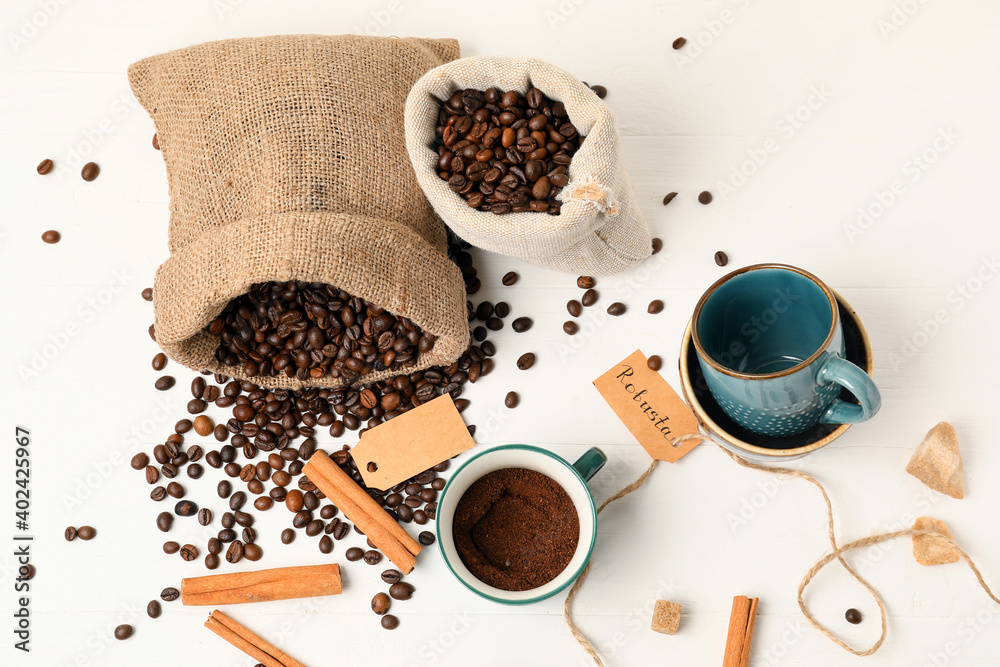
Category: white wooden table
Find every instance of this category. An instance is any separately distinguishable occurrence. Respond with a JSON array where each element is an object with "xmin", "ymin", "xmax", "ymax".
[{"xmin": 3, "ymin": 1, "xmax": 999, "ymax": 664}]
